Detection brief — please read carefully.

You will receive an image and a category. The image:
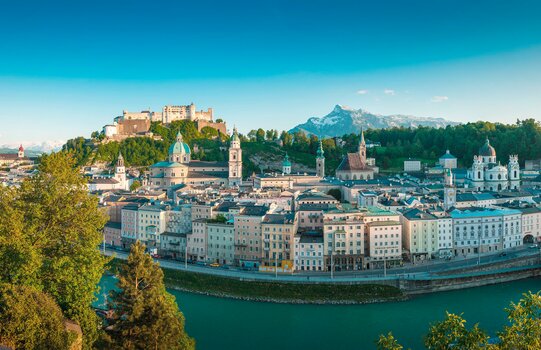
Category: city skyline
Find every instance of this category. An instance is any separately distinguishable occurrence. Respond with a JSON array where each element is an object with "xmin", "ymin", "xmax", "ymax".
[{"xmin": 2, "ymin": 0, "xmax": 541, "ymax": 145}]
